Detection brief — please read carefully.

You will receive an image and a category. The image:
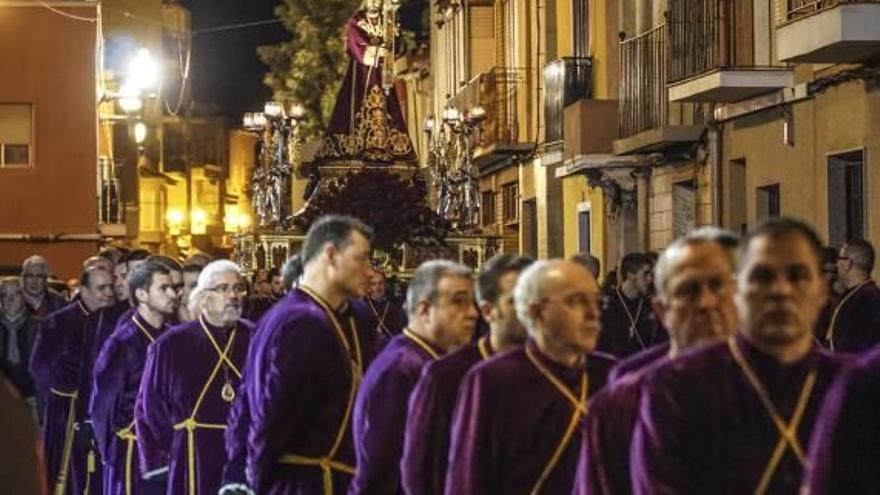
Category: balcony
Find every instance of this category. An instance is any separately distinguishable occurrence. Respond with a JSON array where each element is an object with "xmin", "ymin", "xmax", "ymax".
[
  {"xmin": 615, "ymin": 25, "xmax": 706, "ymax": 156},
  {"xmin": 667, "ymin": 0, "xmax": 792, "ymax": 102},
  {"xmin": 544, "ymin": 57, "xmax": 593, "ymax": 144},
  {"xmin": 98, "ymin": 156, "xmax": 127, "ymax": 236},
  {"xmin": 776, "ymin": 0, "xmax": 880, "ymax": 62},
  {"xmin": 451, "ymin": 67, "xmax": 534, "ymax": 170}
]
